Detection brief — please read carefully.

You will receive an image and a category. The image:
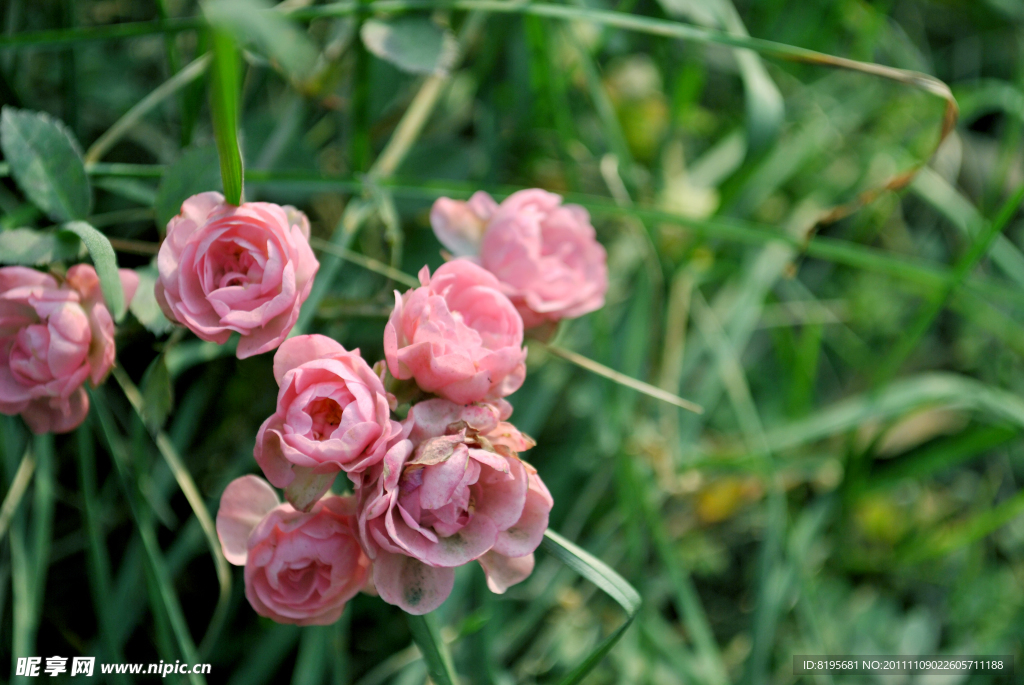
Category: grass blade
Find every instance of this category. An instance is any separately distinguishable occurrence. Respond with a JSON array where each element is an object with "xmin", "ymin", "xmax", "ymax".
[
  {"xmin": 90, "ymin": 388, "xmax": 206, "ymax": 685},
  {"xmin": 10, "ymin": 434, "xmax": 54, "ymax": 676},
  {"xmin": 85, "ymin": 53, "xmax": 210, "ymax": 164},
  {"xmin": 111, "ymin": 366, "xmax": 232, "ymax": 658},
  {"xmin": 538, "ymin": 342, "xmax": 704, "ymax": 414},
  {"xmin": 873, "ymin": 182, "xmax": 1024, "ymax": 384},
  {"xmin": 75, "ymin": 426, "xmax": 128, "ymax": 675},
  {"xmin": 208, "ymin": 27, "xmax": 243, "ymax": 205},
  {"xmin": 540, "ymin": 529, "xmax": 641, "ymax": 685},
  {"xmin": 0, "ymin": 447, "xmax": 33, "ymax": 543},
  {"xmin": 406, "ymin": 612, "xmax": 457, "ymax": 685}
]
